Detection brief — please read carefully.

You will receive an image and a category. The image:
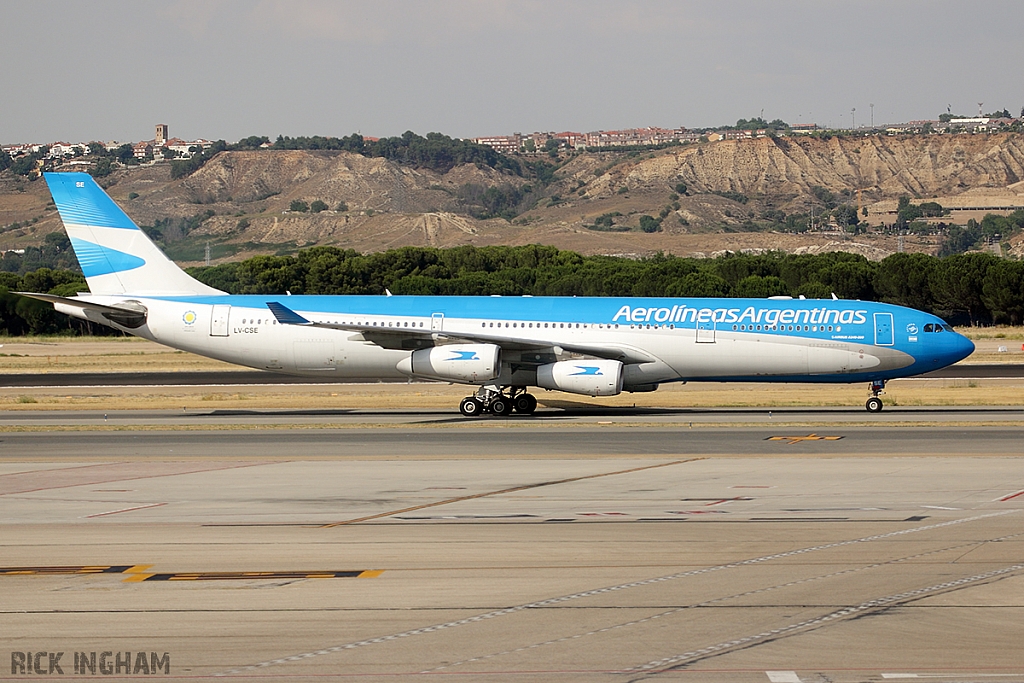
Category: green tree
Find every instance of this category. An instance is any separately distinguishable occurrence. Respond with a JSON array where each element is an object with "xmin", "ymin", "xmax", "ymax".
[
  {"xmin": 638, "ymin": 215, "xmax": 661, "ymax": 233},
  {"xmin": 289, "ymin": 200, "xmax": 309, "ymax": 213},
  {"xmin": 664, "ymin": 271, "xmax": 731, "ymax": 297},
  {"xmin": 733, "ymin": 275, "xmax": 790, "ymax": 298},
  {"xmin": 90, "ymin": 158, "xmax": 113, "ymax": 177},
  {"xmin": 875, "ymin": 253, "xmax": 936, "ymax": 312},
  {"xmin": 930, "ymin": 253, "xmax": 997, "ymax": 324},
  {"xmin": 832, "ymin": 204, "xmax": 860, "ymax": 228},
  {"xmin": 981, "ymin": 260, "xmax": 1024, "ymax": 325},
  {"xmin": 309, "ymin": 200, "xmax": 328, "ymax": 213}
]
